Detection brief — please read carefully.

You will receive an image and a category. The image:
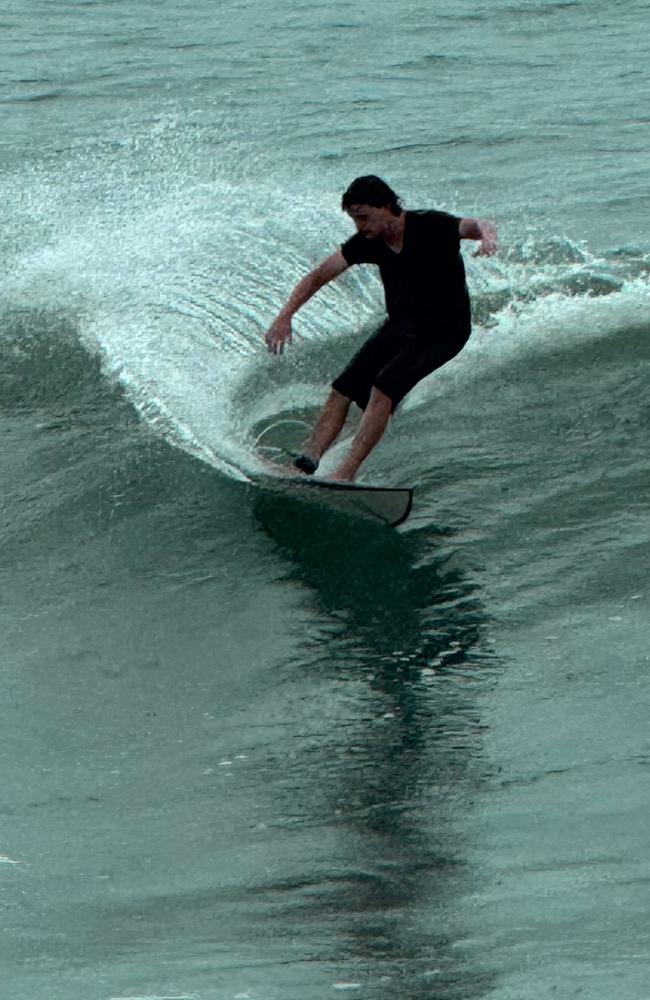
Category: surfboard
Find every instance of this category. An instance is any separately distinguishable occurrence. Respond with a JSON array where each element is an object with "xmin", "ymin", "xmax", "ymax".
[
  {"xmin": 250, "ymin": 418, "xmax": 413, "ymax": 527},
  {"xmin": 254, "ymin": 471, "xmax": 413, "ymax": 527}
]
